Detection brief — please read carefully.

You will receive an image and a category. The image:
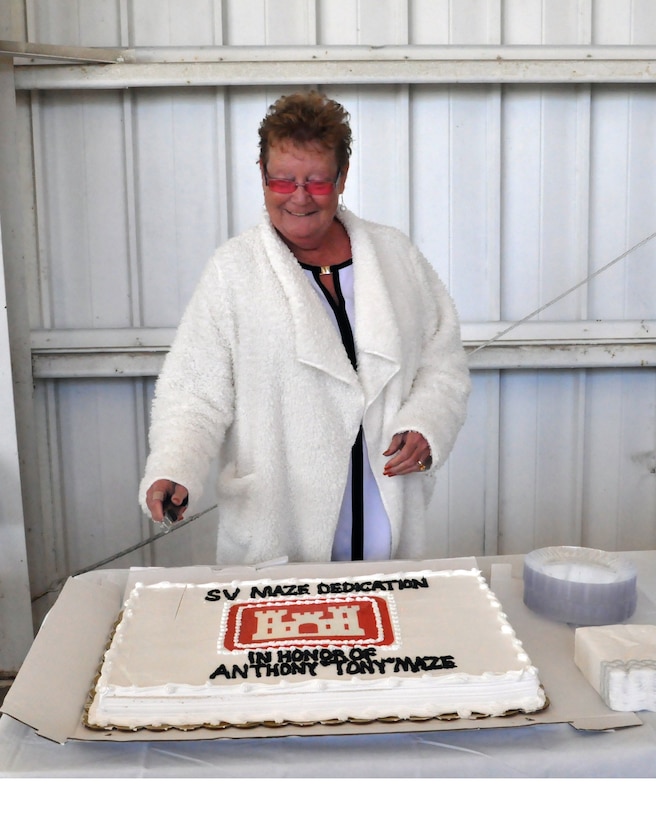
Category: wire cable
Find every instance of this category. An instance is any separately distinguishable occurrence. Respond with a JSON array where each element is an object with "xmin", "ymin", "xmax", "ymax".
[
  {"xmin": 468, "ymin": 228, "xmax": 656, "ymax": 356},
  {"xmin": 31, "ymin": 503, "xmax": 218, "ymax": 602}
]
